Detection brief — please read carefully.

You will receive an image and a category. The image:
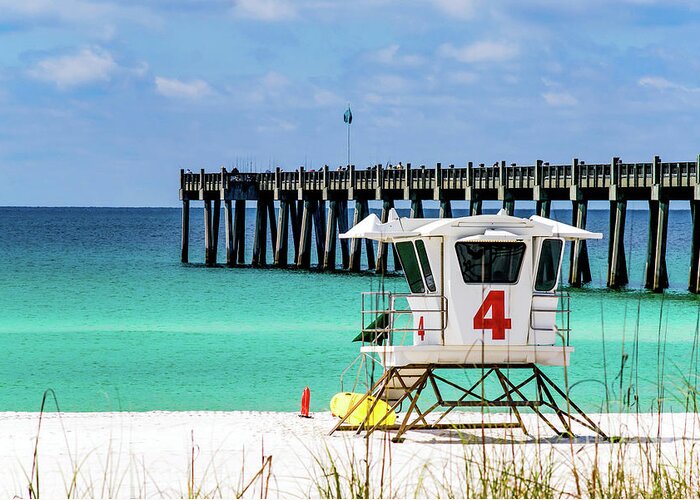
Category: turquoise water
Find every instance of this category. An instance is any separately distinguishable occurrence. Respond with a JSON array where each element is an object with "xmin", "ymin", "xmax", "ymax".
[{"xmin": 0, "ymin": 206, "xmax": 698, "ymax": 413}]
